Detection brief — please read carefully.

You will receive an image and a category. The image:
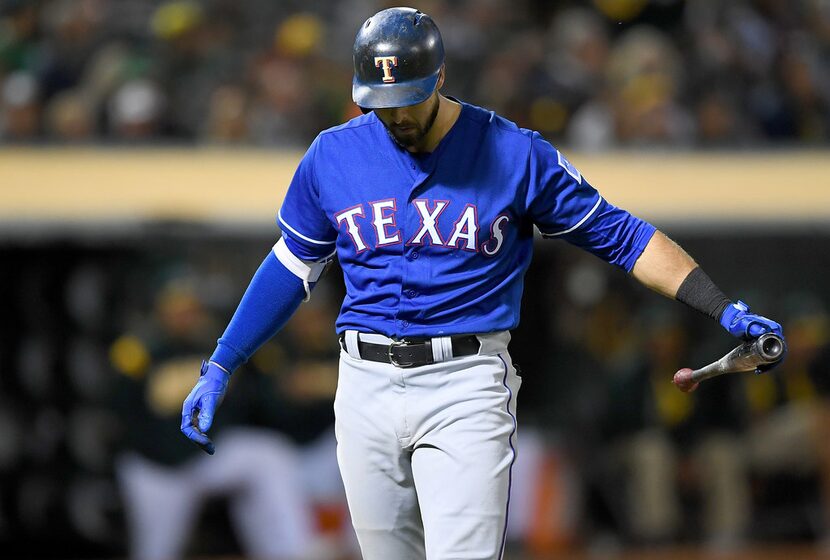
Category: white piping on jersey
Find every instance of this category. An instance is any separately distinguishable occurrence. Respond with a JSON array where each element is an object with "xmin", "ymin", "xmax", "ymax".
[
  {"xmin": 278, "ymin": 211, "xmax": 336, "ymax": 245},
  {"xmin": 542, "ymin": 195, "xmax": 603, "ymax": 238}
]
